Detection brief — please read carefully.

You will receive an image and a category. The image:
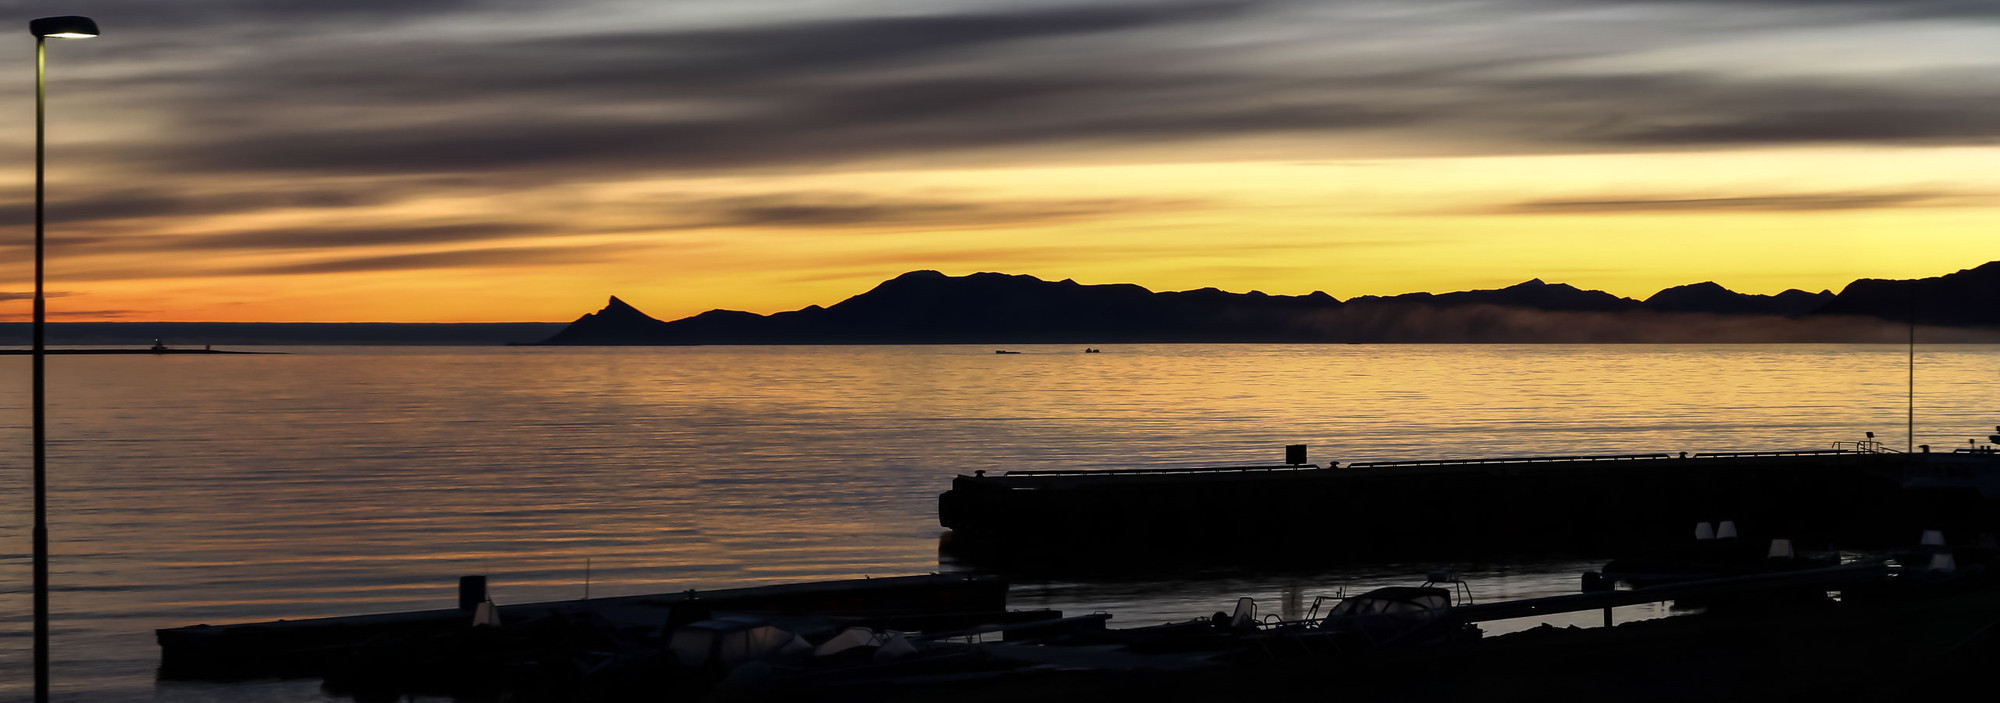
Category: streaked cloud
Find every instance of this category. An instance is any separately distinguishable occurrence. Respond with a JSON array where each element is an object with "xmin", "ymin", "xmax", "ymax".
[
  {"xmin": 168, "ymin": 223, "xmax": 550, "ymax": 251},
  {"xmin": 51, "ymin": 0, "xmax": 2000, "ymax": 177},
  {"xmin": 0, "ymin": 187, "xmax": 411, "ymax": 225},
  {"xmin": 0, "ymin": 291, "xmax": 73, "ymax": 301},
  {"xmin": 4, "ymin": 0, "xmax": 1997, "ymax": 320},
  {"xmin": 57, "ymin": 0, "xmax": 2000, "ymax": 181},
  {"xmin": 235, "ymin": 243, "xmax": 648, "ymax": 276},
  {"xmin": 1489, "ymin": 191, "xmax": 1966, "ymax": 214},
  {"xmin": 671, "ymin": 194, "xmax": 1199, "ymax": 230}
]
